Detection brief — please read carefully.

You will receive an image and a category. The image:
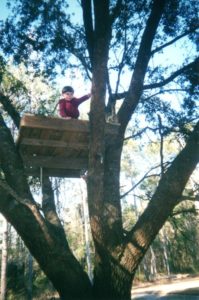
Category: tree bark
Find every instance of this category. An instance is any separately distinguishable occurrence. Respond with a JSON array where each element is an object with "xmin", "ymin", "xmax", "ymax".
[{"xmin": 87, "ymin": 1, "xmax": 168, "ymax": 298}]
